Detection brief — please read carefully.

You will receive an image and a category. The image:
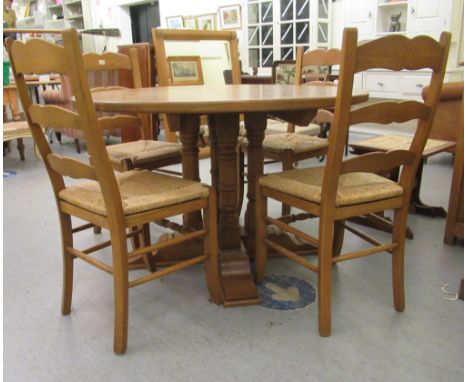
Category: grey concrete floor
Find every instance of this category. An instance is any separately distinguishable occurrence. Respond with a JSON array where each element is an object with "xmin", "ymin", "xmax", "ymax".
[{"xmin": 3, "ymin": 135, "xmax": 464, "ymax": 381}]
